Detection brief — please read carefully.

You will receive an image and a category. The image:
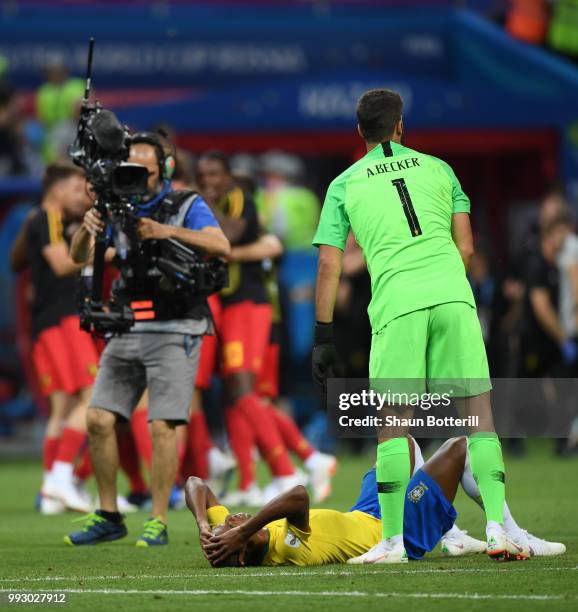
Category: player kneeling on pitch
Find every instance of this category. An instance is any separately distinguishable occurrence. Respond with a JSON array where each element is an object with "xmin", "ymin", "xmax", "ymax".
[{"xmin": 186, "ymin": 437, "xmax": 564, "ymax": 567}]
